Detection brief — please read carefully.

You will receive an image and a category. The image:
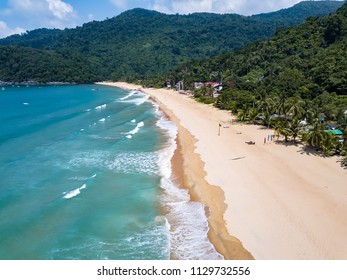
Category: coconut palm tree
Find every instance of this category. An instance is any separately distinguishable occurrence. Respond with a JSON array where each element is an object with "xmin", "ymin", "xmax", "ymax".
[
  {"xmin": 273, "ymin": 117, "xmax": 290, "ymax": 142},
  {"xmin": 274, "ymin": 94, "xmax": 288, "ymax": 116},
  {"xmin": 286, "ymin": 96, "xmax": 305, "ymax": 121},
  {"xmin": 257, "ymin": 96, "xmax": 276, "ymax": 127},
  {"xmin": 306, "ymin": 120, "xmax": 325, "ymax": 149},
  {"xmin": 237, "ymin": 109, "xmax": 247, "ymax": 122},
  {"xmin": 286, "ymin": 118, "xmax": 303, "ymax": 143},
  {"xmin": 247, "ymin": 107, "xmax": 259, "ymax": 124},
  {"xmin": 321, "ymin": 132, "xmax": 339, "ymax": 156}
]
